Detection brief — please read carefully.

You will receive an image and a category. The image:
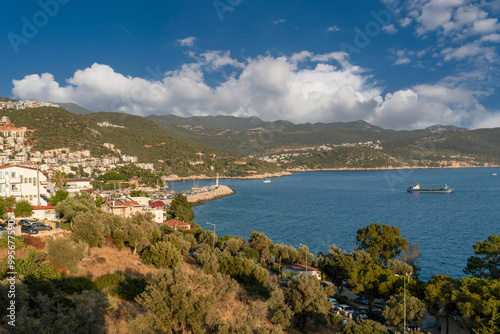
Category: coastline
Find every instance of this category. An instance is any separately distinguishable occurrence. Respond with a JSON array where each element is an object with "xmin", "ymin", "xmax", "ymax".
[
  {"xmin": 162, "ymin": 185, "xmax": 235, "ymax": 206},
  {"xmin": 163, "ymin": 171, "xmax": 292, "ymax": 182},
  {"xmin": 286, "ymin": 164, "xmax": 500, "ymax": 172}
]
